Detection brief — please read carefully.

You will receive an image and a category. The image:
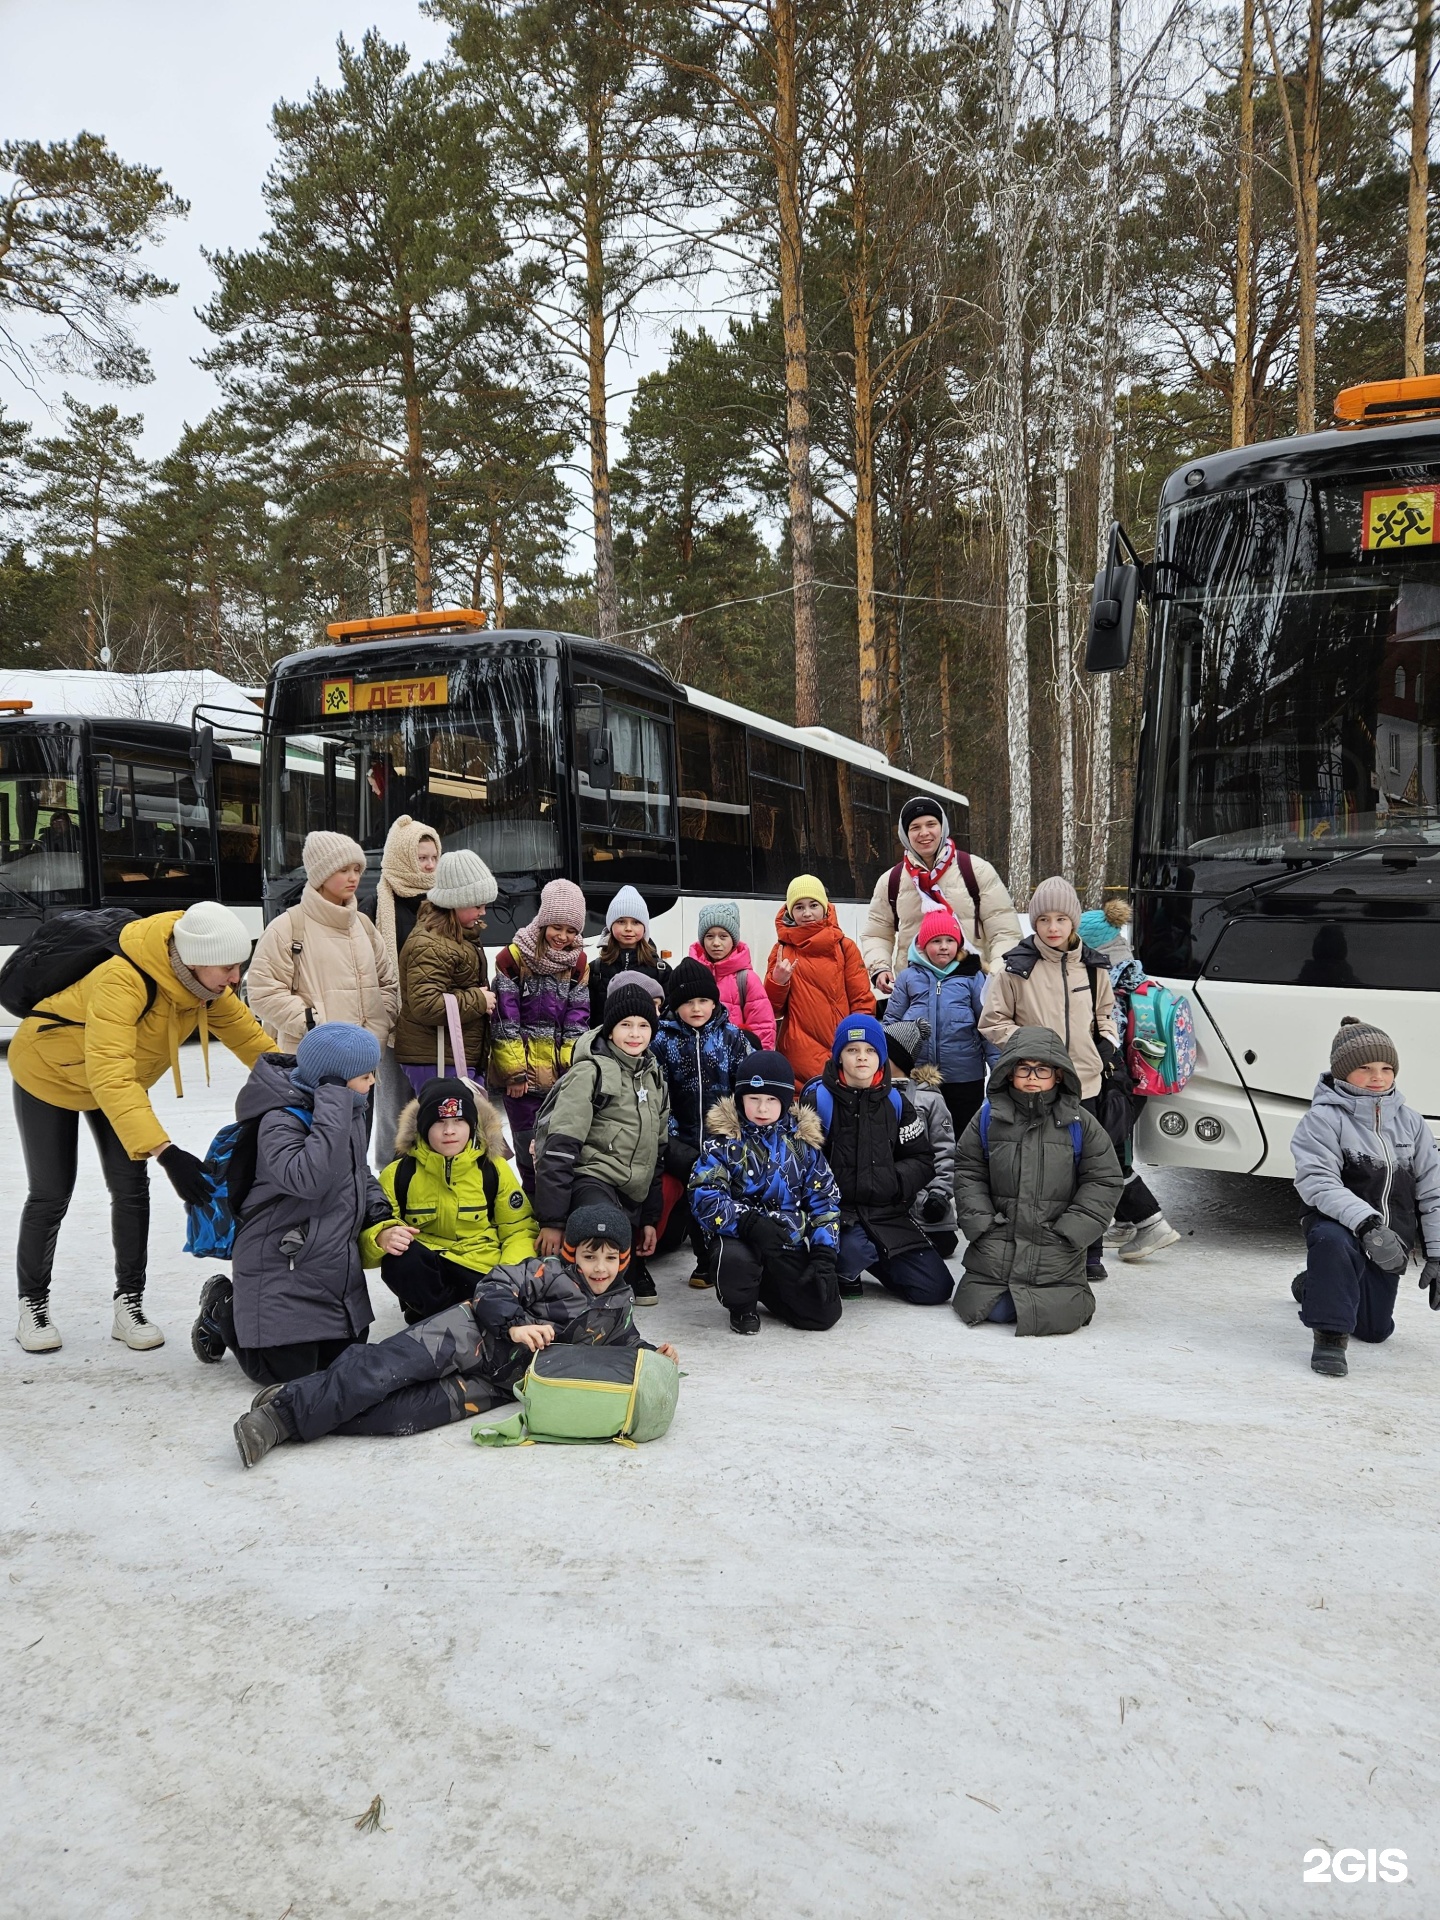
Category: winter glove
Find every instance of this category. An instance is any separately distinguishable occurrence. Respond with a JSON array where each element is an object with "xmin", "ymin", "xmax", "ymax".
[
  {"xmin": 921, "ymin": 1189, "xmax": 951, "ymax": 1224},
  {"xmin": 156, "ymin": 1144, "xmax": 213, "ymax": 1207},
  {"xmin": 805, "ymin": 1247, "xmax": 838, "ymax": 1295},
  {"xmin": 1359, "ymin": 1219, "xmax": 1409, "ymax": 1275},
  {"xmin": 1421, "ymin": 1257, "xmax": 1440, "ymax": 1309},
  {"xmin": 737, "ymin": 1211, "xmax": 791, "ymax": 1255}
]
